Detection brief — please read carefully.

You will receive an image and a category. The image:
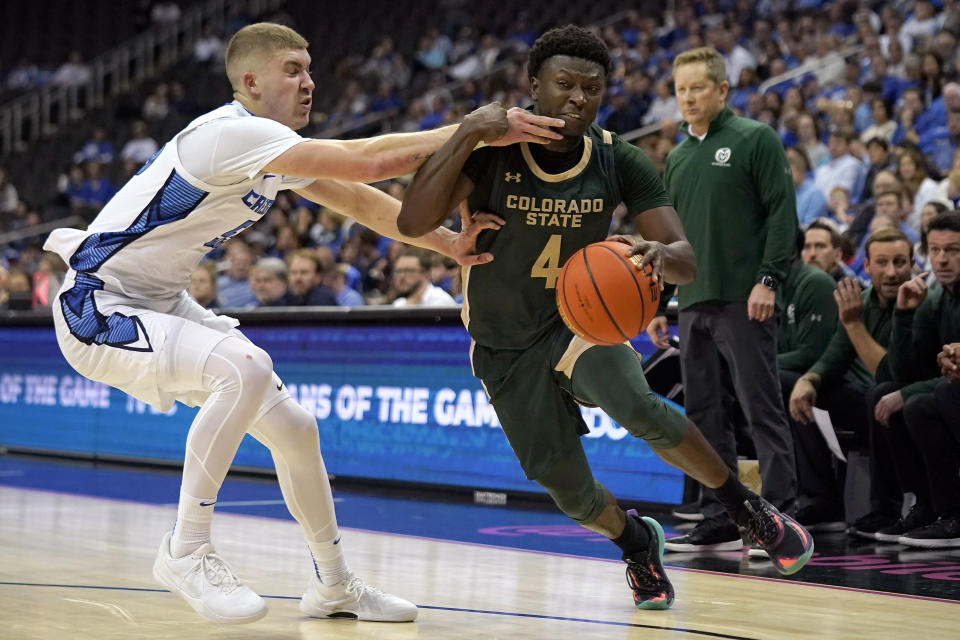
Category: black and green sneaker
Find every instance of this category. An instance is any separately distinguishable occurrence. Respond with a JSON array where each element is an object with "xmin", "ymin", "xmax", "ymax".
[
  {"xmin": 623, "ymin": 510, "xmax": 675, "ymax": 610},
  {"xmin": 738, "ymin": 498, "xmax": 814, "ymax": 576}
]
